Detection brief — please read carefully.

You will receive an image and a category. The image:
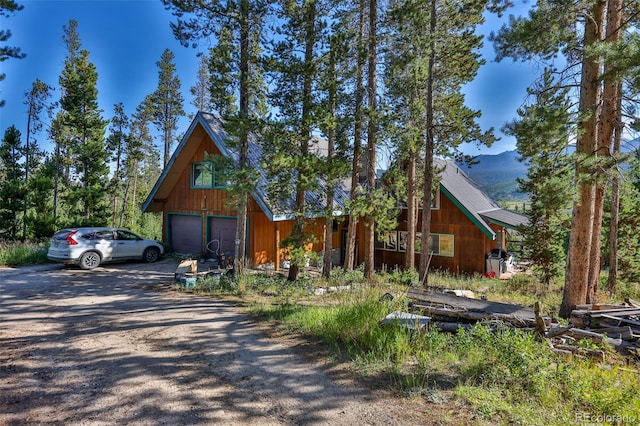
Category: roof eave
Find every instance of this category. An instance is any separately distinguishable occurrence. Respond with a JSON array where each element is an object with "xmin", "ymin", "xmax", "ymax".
[{"xmin": 439, "ymin": 184, "xmax": 496, "ymax": 240}]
